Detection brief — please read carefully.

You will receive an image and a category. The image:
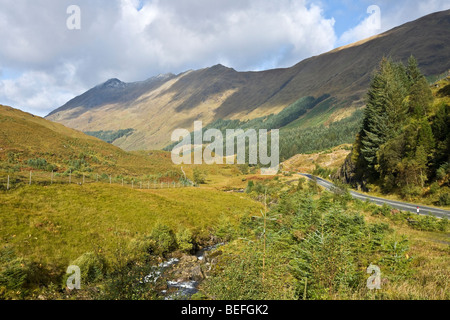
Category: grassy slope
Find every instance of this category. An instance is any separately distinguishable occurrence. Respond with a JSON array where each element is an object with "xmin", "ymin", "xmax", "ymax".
[
  {"xmin": 199, "ymin": 176, "xmax": 449, "ymax": 300},
  {"xmin": 281, "ymin": 145, "xmax": 352, "ymax": 173},
  {"xmin": 0, "ymin": 104, "xmax": 175, "ymax": 175},
  {"xmin": 0, "ymin": 183, "xmax": 261, "ymax": 269}
]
